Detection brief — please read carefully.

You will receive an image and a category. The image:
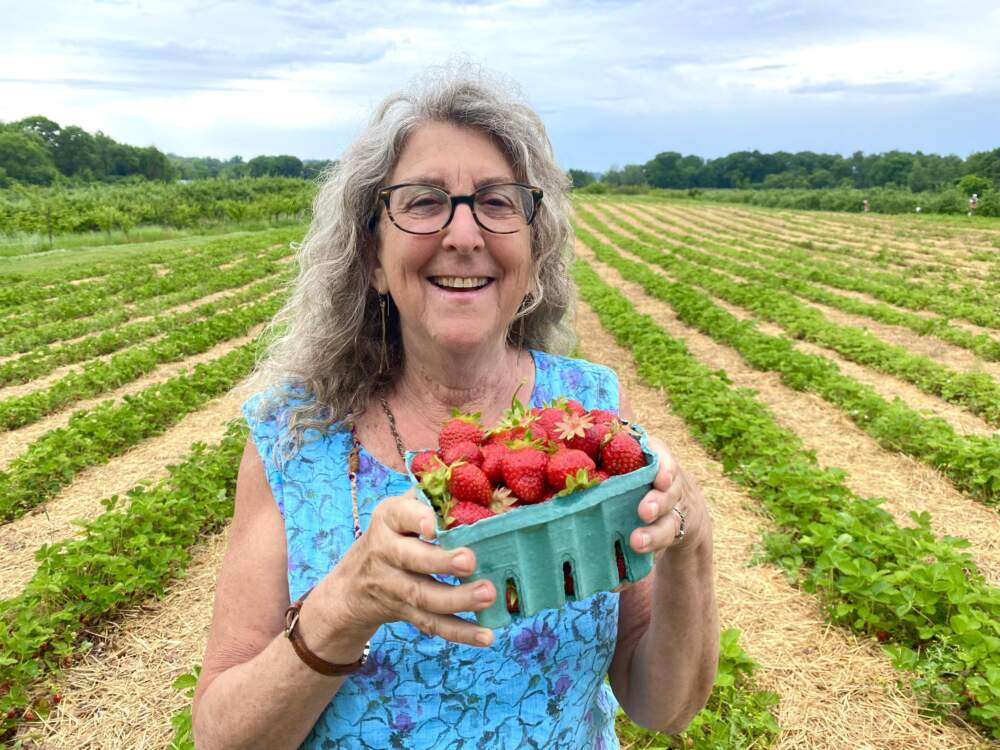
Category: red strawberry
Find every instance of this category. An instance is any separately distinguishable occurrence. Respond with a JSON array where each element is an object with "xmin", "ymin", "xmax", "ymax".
[
  {"xmin": 534, "ymin": 405, "xmax": 570, "ymax": 434},
  {"xmin": 593, "ymin": 469, "xmax": 610, "ymax": 482},
  {"xmin": 447, "ymin": 500, "xmax": 495, "ymax": 528},
  {"xmin": 480, "ymin": 442, "xmax": 507, "ymax": 484},
  {"xmin": 615, "ymin": 545, "xmax": 628, "ymax": 580},
  {"xmin": 448, "ymin": 463, "xmax": 493, "ymax": 506},
  {"xmin": 555, "ymin": 413, "xmax": 610, "ymax": 460},
  {"xmin": 502, "ymin": 445, "xmax": 549, "ymax": 504},
  {"xmin": 546, "ymin": 448, "xmax": 596, "ymax": 491},
  {"xmin": 564, "ymin": 567, "xmax": 575, "ymax": 597},
  {"xmin": 566, "ymin": 399, "xmax": 586, "ymax": 415},
  {"xmin": 505, "ymin": 580, "xmax": 520, "ymax": 613},
  {"xmin": 485, "ymin": 426, "xmax": 527, "ymax": 445},
  {"xmin": 588, "ymin": 409, "xmax": 619, "ymax": 426},
  {"xmin": 600, "ymin": 431, "xmax": 646, "ymax": 476},
  {"xmin": 442, "ymin": 440, "xmax": 483, "ymax": 467},
  {"xmin": 439, "ymin": 412, "xmax": 483, "ymax": 451},
  {"xmin": 411, "ymin": 450, "xmax": 442, "ymax": 475}
]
